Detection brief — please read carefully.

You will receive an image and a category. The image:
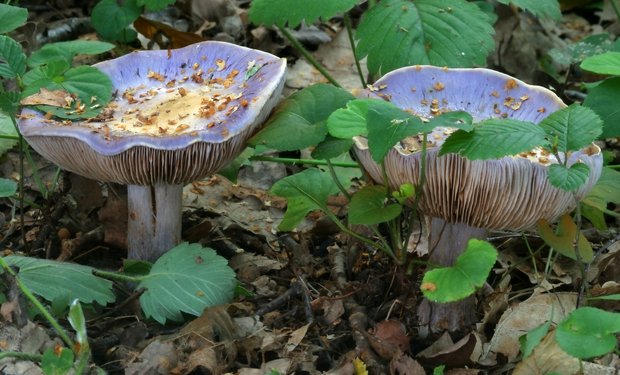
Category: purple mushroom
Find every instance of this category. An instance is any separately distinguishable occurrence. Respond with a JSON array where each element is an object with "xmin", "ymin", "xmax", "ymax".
[
  {"xmin": 19, "ymin": 41, "xmax": 286, "ymax": 262},
  {"xmin": 353, "ymin": 66, "xmax": 602, "ymax": 333}
]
